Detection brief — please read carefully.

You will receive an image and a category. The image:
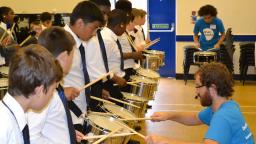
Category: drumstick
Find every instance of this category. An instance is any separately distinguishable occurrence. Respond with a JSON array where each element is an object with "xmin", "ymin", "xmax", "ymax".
[
  {"xmin": 92, "ymin": 128, "xmax": 122, "ymax": 144},
  {"xmin": 119, "ymin": 117, "xmax": 152, "ymax": 121},
  {"xmin": 118, "ymin": 122, "xmax": 146, "ymax": 139},
  {"xmin": 0, "ymin": 30, "xmax": 7, "ymax": 42},
  {"xmin": 126, "ymin": 33, "xmax": 137, "ymax": 50},
  {"xmin": 83, "ymin": 132, "xmax": 136, "ymax": 140},
  {"xmin": 89, "ymin": 111, "xmax": 115, "ymax": 116},
  {"xmin": 90, "ymin": 96, "xmax": 116, "ymax": 105},
  {"xmin": 108, "ymin": 97, "xmax": 141, "ymax": 109},
  {"xmin": 19, "ymin": 31, "xmax": 36, "ymax": 46},
  {"xmin": 79, "ymin": 71, "xmax": 113, "ymax": 92},
  {"xmin": 144, "ymin": 38, "xmax": 160, "ymax": 49}
]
